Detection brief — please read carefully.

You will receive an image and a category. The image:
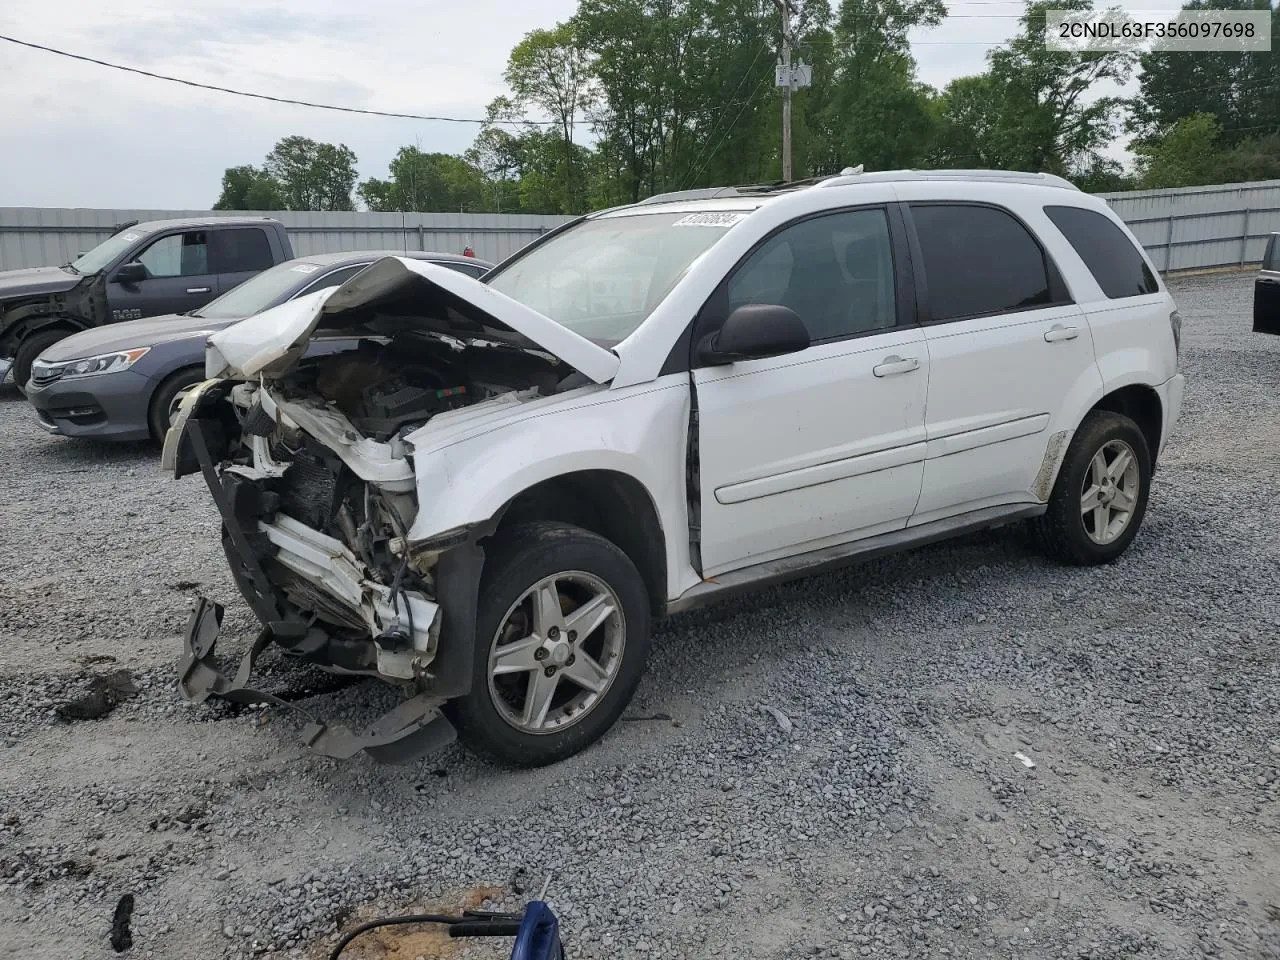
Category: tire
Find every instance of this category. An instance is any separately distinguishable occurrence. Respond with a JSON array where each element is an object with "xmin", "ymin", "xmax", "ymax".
[
  {"xmin": 1033, "ymin": 410, "xmax": 1152, "ymax": 566},
  {"xmin": 148, "ymin": 366, "xmax": 205, "ymax": 441},
  {"xmin": 446, "ymin": 521, "xmax": 652, "ymax": 767},
  {"xmin": 12, "ymin": 329, "xmax": 70, "ymax": 396}
]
